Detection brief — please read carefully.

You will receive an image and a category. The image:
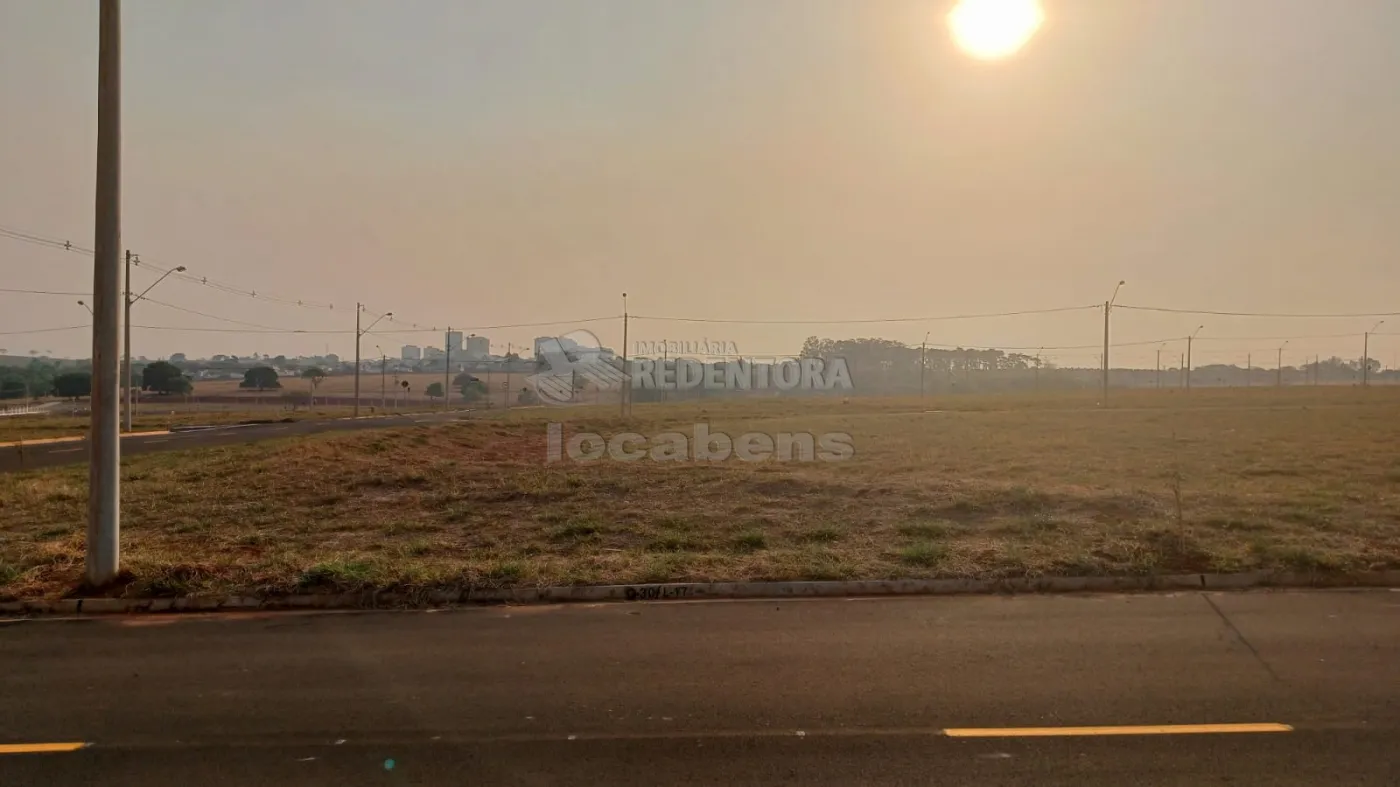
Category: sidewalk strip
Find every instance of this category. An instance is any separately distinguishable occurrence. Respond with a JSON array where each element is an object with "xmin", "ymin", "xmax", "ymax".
[
  {"xmin": 943, "ymin": 723, "xmax": 1293, "ymax": 738},
  {"xmin": 0, "ymin": 742, "xmax": 90, "ymax": 754}
]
